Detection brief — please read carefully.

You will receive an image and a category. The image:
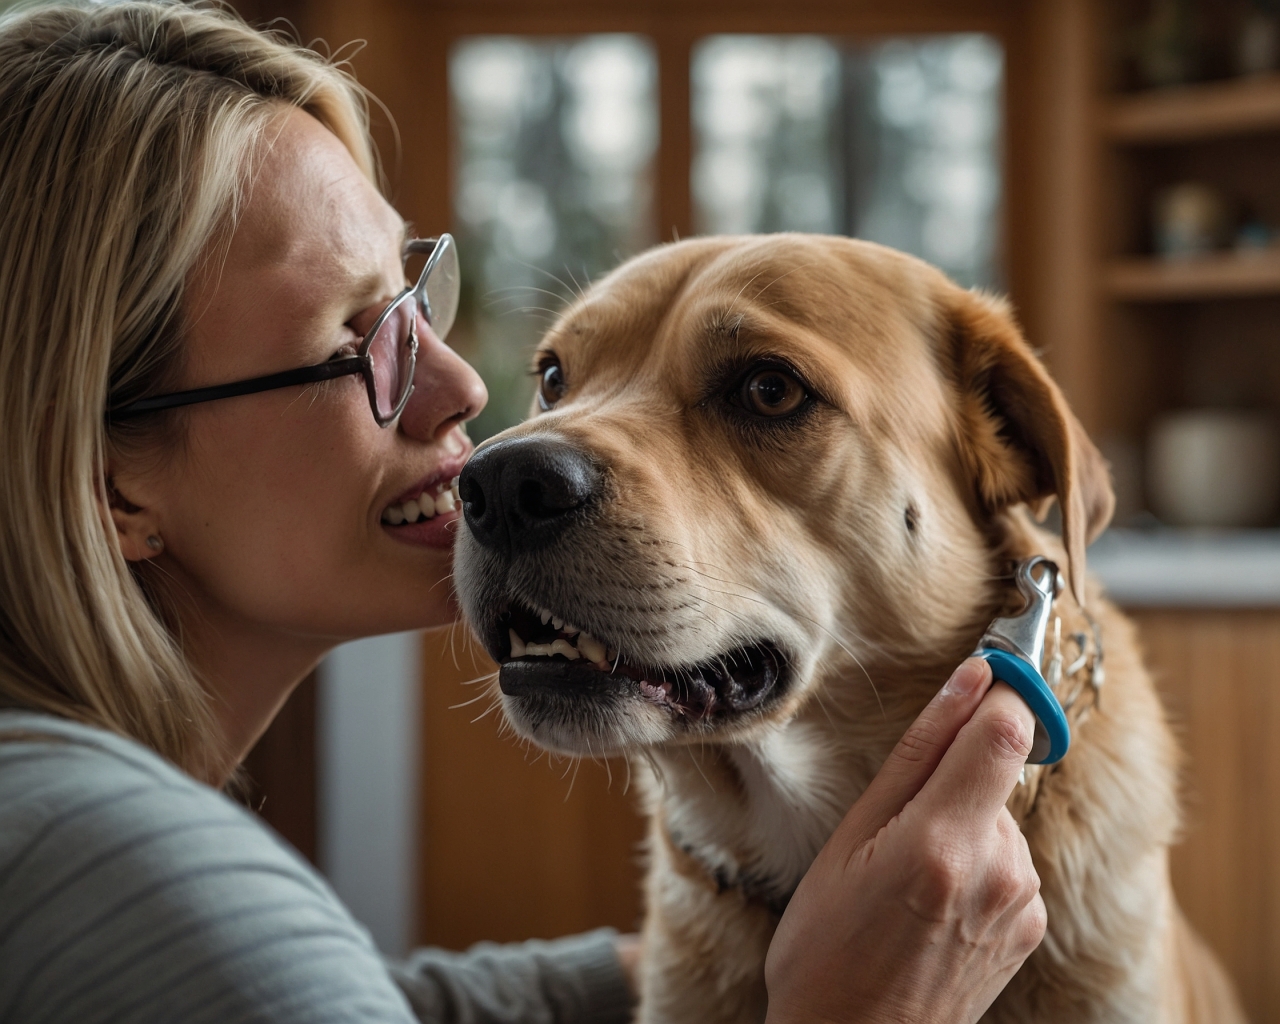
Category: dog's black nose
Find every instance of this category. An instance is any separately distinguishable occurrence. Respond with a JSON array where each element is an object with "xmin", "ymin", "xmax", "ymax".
[{"xmin": 459, "ymin": 436, "xmax": 601, "ymax": 555}]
